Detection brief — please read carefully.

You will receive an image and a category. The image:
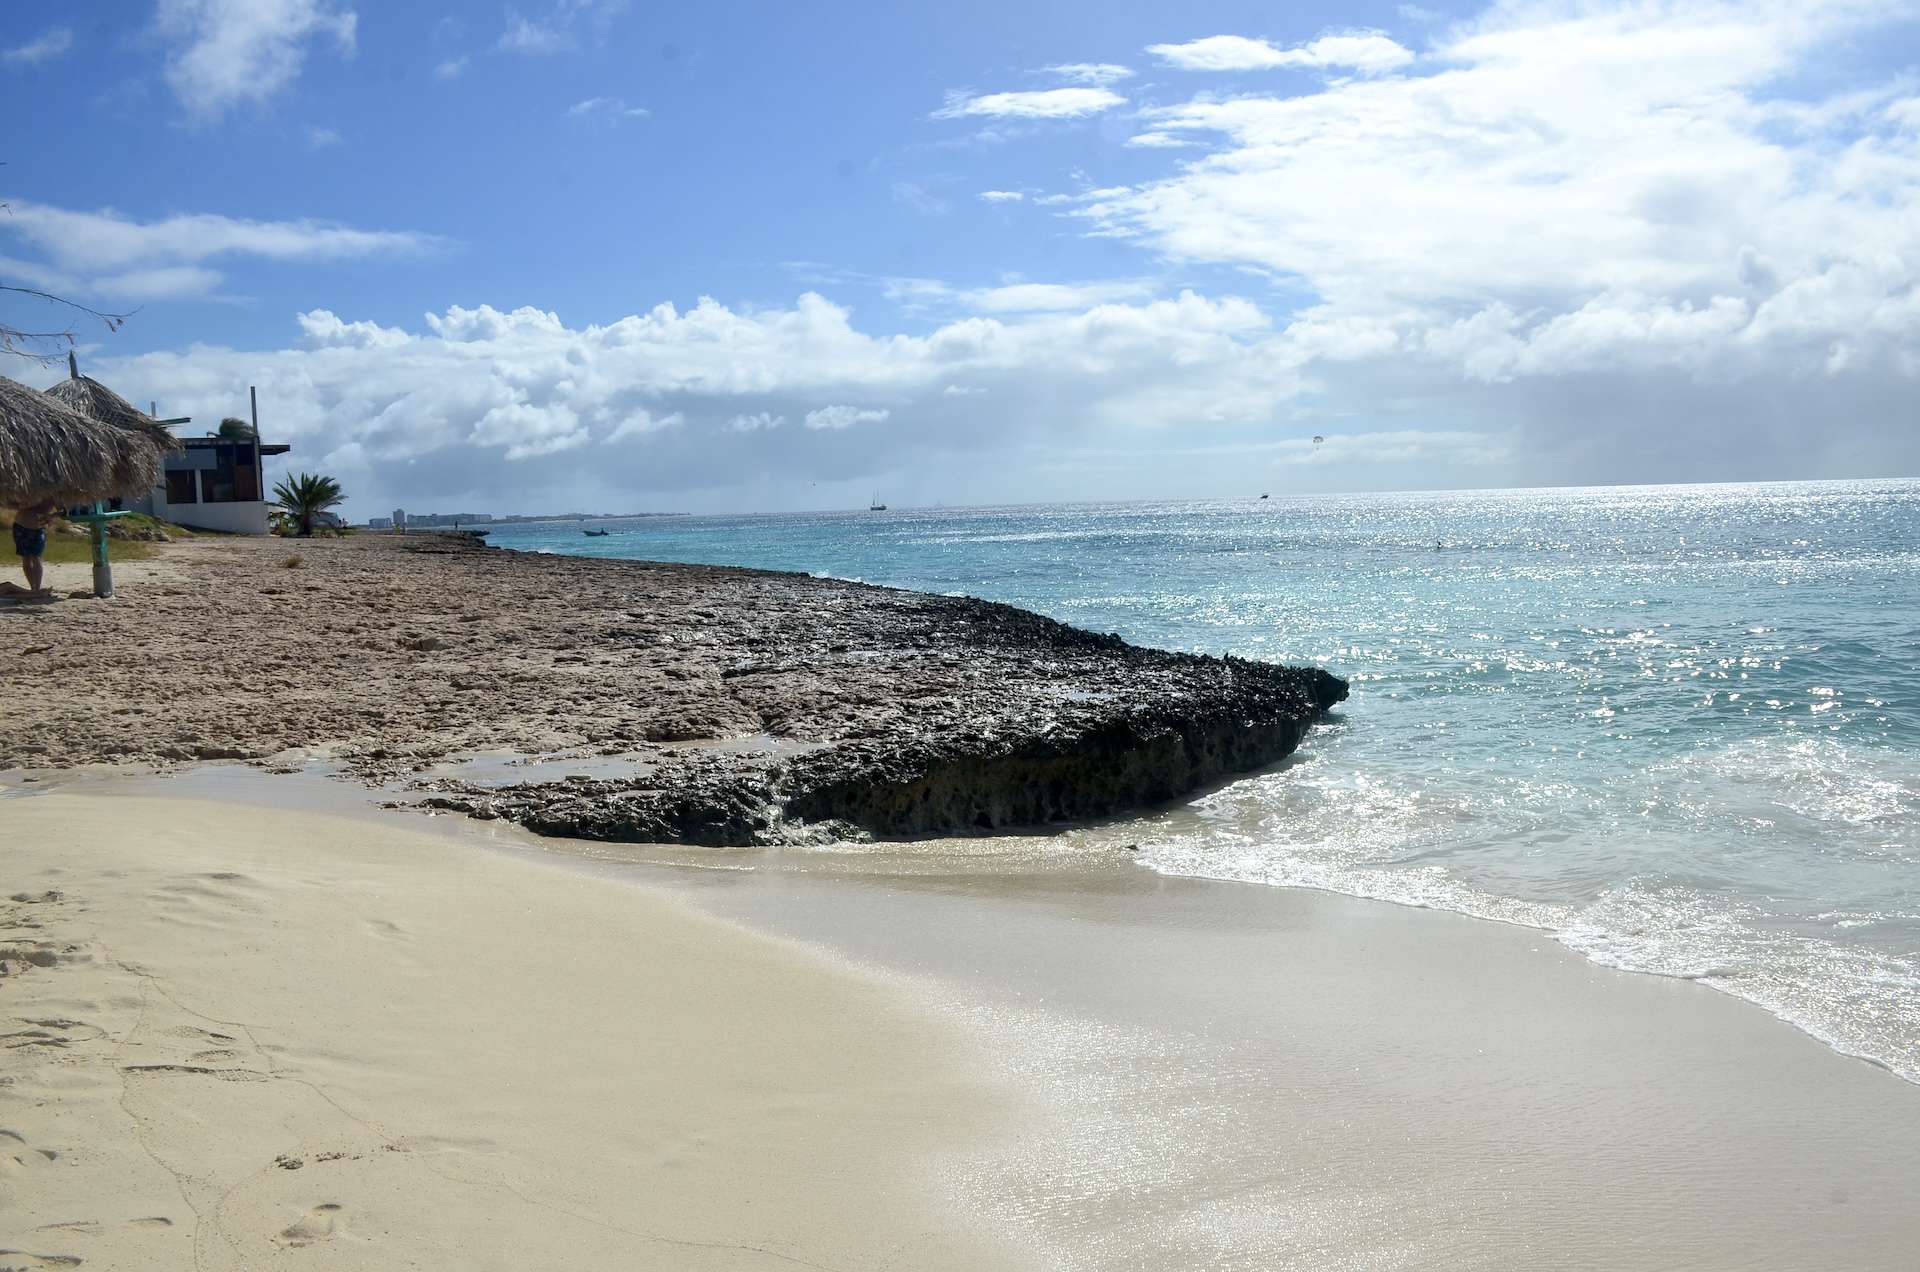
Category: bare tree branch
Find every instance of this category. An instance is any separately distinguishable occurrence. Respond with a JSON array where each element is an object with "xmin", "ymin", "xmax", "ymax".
[{"xmin": 0, "ymin": 284, "xmax": 136, "ymax": 364}]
